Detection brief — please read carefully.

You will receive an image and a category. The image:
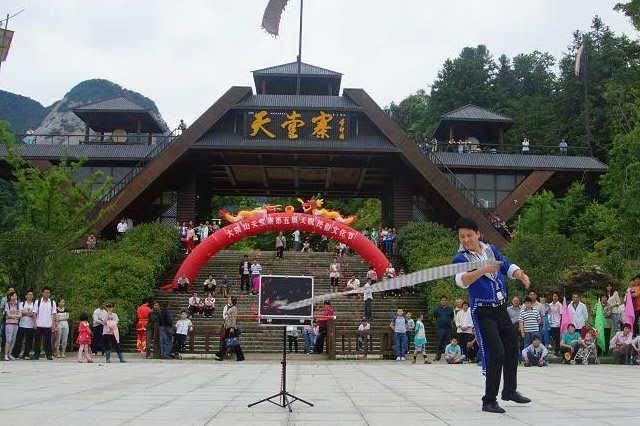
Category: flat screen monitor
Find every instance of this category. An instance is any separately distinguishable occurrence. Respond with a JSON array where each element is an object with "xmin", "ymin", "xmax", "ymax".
[{"xmin": 258, "ymin": 275, "xmax": 313, "ymax": 326}]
